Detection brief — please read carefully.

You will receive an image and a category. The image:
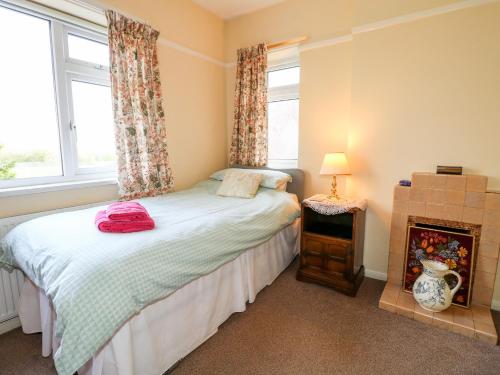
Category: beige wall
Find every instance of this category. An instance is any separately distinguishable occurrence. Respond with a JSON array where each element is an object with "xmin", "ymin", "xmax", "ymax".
[
  {"xmin": 298, "ymin": 44, "xmax": 352, "ymax": 198},
  {"xmin": 224, "ymin": 0, "xmax": 500, "ymax": 304},
  {"xmin": 353, "ymin": 0, "xmax": 462, "ymax": 25},
  {"xmin": 349, "ymin": 1, "xmax": 500, "ymax": 298},
  {"xmin": 105, "ymin": 0, "xmax": 225, "ymax": 61},
  {"xmin": 224, "ymin": 0, "xmax": 352, "ymax": 62},
  {"xmin": 0, "ymin": 184, "xmax": 118, "ymax": 218},
  {"xmin": 0, "ymin": 0, "xmax": 226, "ymax": 218}
]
